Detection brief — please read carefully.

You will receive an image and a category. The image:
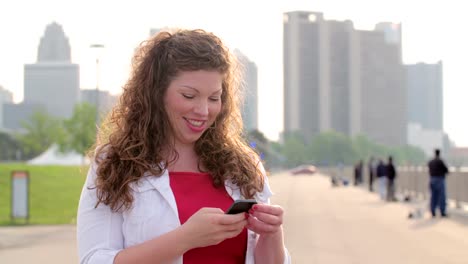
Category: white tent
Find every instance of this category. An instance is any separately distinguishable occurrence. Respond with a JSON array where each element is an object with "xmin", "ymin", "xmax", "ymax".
[{"xmin": 27, "ymin": 144, "xmax": 89, "ymax": 165}]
